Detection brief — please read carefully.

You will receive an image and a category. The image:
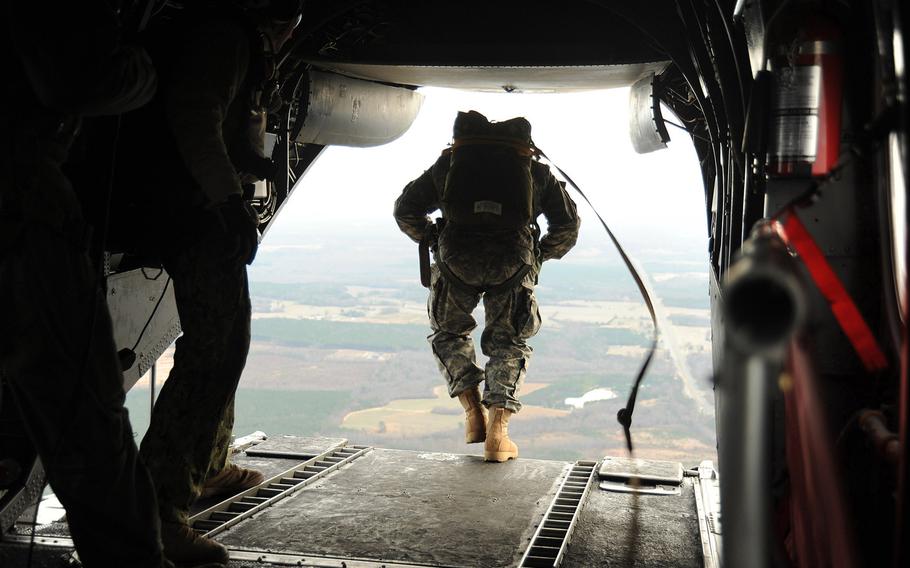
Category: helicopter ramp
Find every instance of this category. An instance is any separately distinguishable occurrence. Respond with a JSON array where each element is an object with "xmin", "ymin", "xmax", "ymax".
[{"xmin": 1, "ymin": 435, "xmax": 717, "ymax": 567}]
